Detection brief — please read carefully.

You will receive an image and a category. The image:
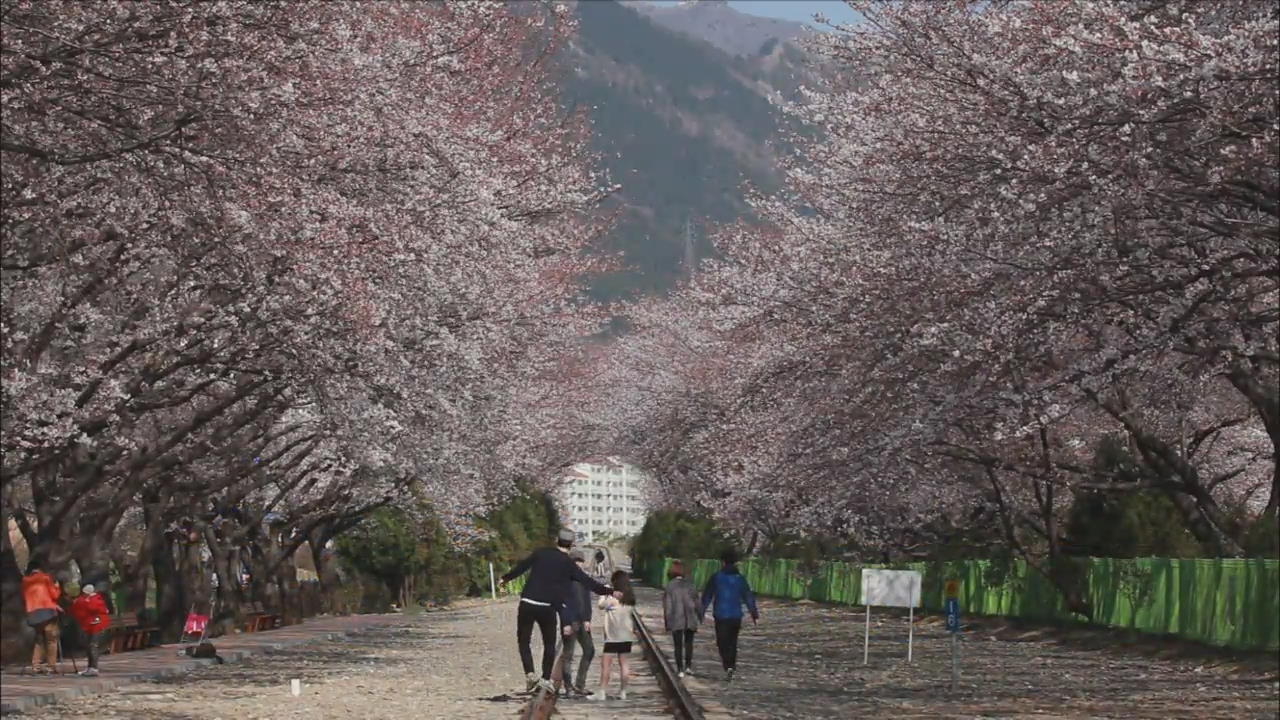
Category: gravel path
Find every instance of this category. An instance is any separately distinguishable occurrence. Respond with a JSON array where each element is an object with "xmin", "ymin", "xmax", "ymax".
[
  {"xmin": 28, "ymin": 599, "xmax": 539, "ymax": 720},
  {"xmin": 636, "ymin": 587, "xmax": 1278, "ymax": 719},
  {"xmin": 26, "ymin": 590, "xmax": 1278, "ymax": 719}
]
